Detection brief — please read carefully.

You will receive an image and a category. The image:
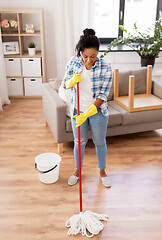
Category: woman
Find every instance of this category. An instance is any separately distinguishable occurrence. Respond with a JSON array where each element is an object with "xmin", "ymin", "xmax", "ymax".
[{"xmin": 62, "ymin": 28, "xmax": 112, "ymax": 187}]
